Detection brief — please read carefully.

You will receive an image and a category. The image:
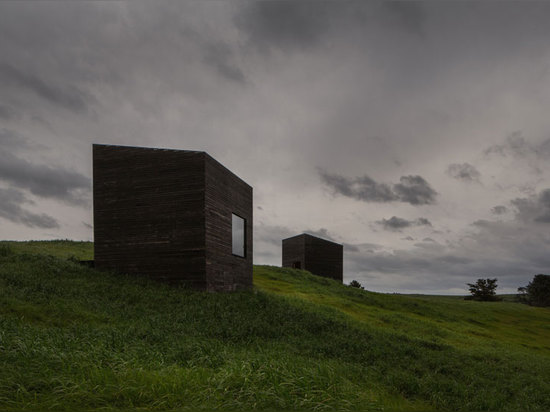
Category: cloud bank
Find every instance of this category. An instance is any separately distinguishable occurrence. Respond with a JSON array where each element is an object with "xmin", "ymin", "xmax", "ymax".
[
  {"xmin": 376, "ymin": 216, "xmax": 432, "ymax": 231},
  {"xmin": 320, "ymin": 170, "xmax": 437, "ymax": 205}
]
